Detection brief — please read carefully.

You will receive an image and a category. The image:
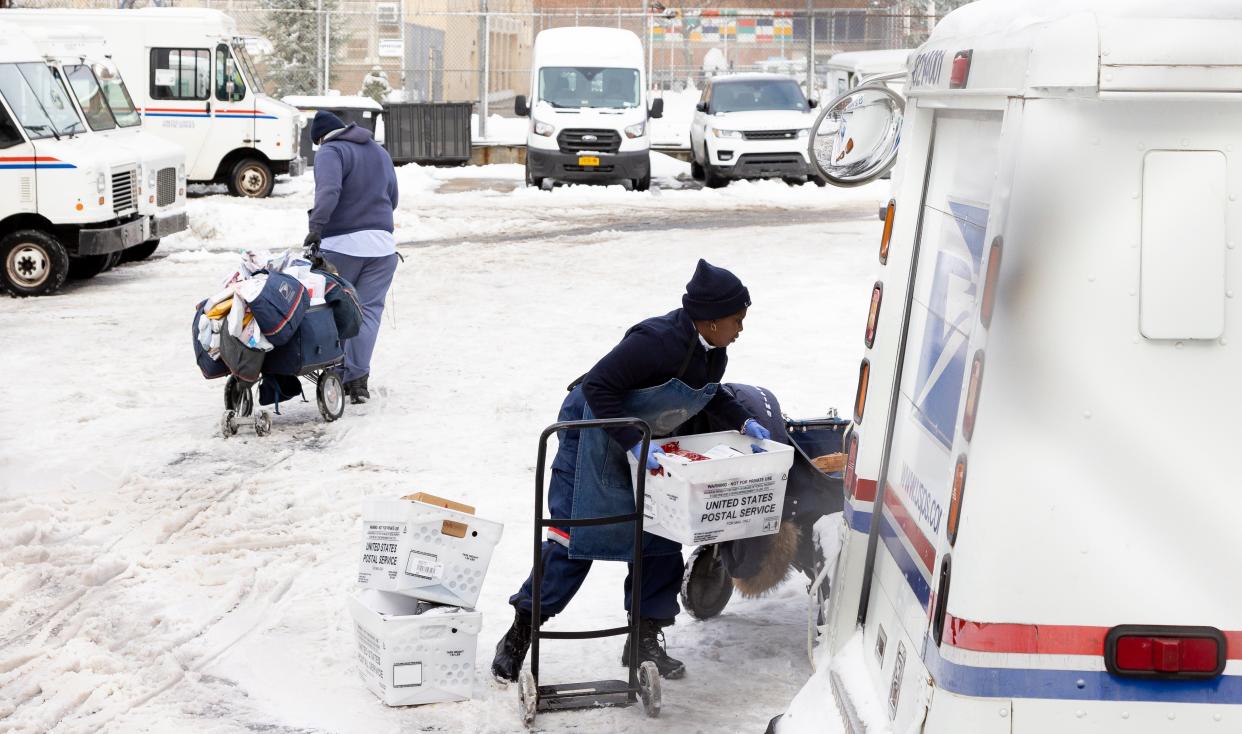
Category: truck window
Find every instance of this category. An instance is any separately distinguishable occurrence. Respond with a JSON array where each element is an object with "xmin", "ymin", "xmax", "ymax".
[
  {"xmin": 538, "ymin": 67, "xmax": 639, "ymax": 109},
  {"xmin": 0, "ymin": 63, "xmax": 85, "ymax": 139},
  {"xmin": 0, "ymin": 103, "xmax": 23, "ymax": 149},
  {"xmin": 90, "ymin": 61, "xmax": 141, "ymax": 128},
  {"xmin": 64, "ymin": 64, "xmax": 116, "ymax": 131},
  {"xmin": 215, "ymin": 45, "xmax": 246, "ymax": 102},
  {"xmin": 150, "ymin": 48, "xmax": 210, "ymax": 101},
  {"xmin": 231, "ymin": 40, "xmax": 266, "ymax": 97}
]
